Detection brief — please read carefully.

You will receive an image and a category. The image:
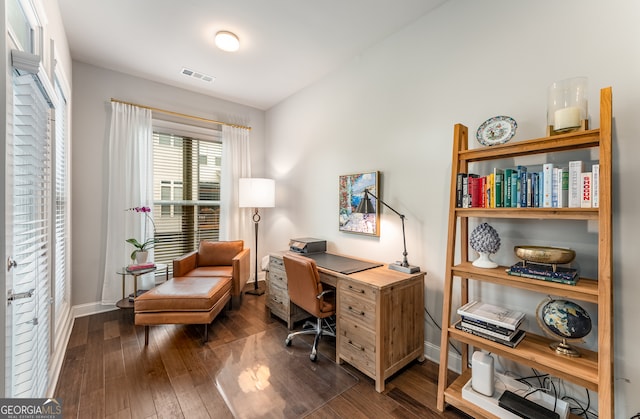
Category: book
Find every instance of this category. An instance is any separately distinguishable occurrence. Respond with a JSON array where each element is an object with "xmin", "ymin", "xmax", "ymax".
[
  {"xmin": 464, "ymin": 174, "xmax": 478, "ymax": 208},
  {"xmin": 459, "ymin": 320, "xmax": 519, "ymax": 341},
  {"xmin": 486, "ymin": 173, "xmax": 494, "ymax": 208},
  {"xmin": 126, "ymin": 262, "xmax": 156, "ymax": 272},
  {"xmin": 551, "ymin": 167, "xmax": 559, "ymax": 207},
  {"xmin": 507, "ymin": 268, "xmax": 579, "ymax": 285},
  {"xmin": 558, "ymin": 167, "xmax": 569, "ymax": 208},
  {"xmin": 455, "ymin": 321, "xmax": 526, "ymax": 348},
  {"xmin": 517, "ymin": 166, "xmax": 527, "ymax": 208},
  {"xmin": 127, "ymin": 289, "xmax": 148, "ymax": 302},
  {"xmin": 469, "ymin": 176, "xmax": 482, "ymax": 208},
  {"xmin": 507, "ymin": 262, "xmax": 579, "ymax": 283},
  {"xmin": 457, "ymin": 300, "xmax": 525, "ymax": 331},
  {"xmin": 542, "ymin": 163, "xmax": 554, "ymax": 208},
  {"xmin": 460, "ymin": 315, "xmax": 521, "ymax": 335},
  {"xmin": 568, "ymin": 160, "xmax": 583, "ymax": 208},
  {"xmin": 493, "ymin": 168, "xmax": 503, "ymax": 208},
  {"xmin": 510, "ymin": 170, "xmax": 518, "ymax": 208},
  {"xmin": 460, "ymin": 316, "xmax": 522, "ymax": 335},
  {"xmin": 504, "ymin": 168, "xmax": 513, "ymax": 208},
  {"xmin": 592, "ymin": 164, "xmax": 600, "ymax": 208},
  {"xmin": 526, "ymin": 173, "xmax": 533, "ymax": 207},
  {"xmin": 581, "ymin": 172, "xmax": 592, "ymax": 208},
  {"xmin": 456, "ymin": 173, "xmax": 465, "ymax": 208}
]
